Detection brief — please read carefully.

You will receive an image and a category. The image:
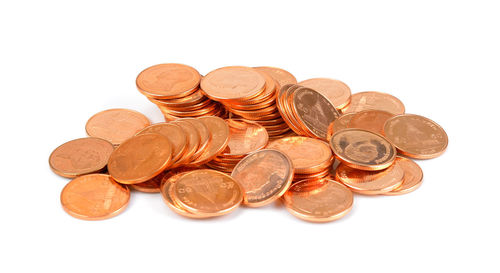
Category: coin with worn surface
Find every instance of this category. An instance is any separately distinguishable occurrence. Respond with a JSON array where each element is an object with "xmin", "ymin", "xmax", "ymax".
[
  {"xmin": 129, "ymin": 171, "xmax": 167, "ymax": 193},
  {"xmin": 282, "ymin": 179, "xmax": 353, "ymax": 222},
  {"xmin": 49, "ymin": 137, "xmax": 114, "ymax": 178},
  {"xmin": 326, "ymin": 113, "xmax": 356, "ymax": 140},
  {"xmin": 224, "ymin": 119, "xmax": 268, "ymax": 156},
  {"xmin": 383, "ymin": 114, "xmax": 448, "ymax": 159},
  {"xmin": 348, "ymin": 110, "xmax": 395, "ymax": 135},
  {"xmin": 292, "ymin": 87, "xmax": 340, "ymax": 139},
  {"xmin": 190, "ymin": 116, "xmax": 230, "ymax": 165},
  {"xmin": 171, "ymin": 169, "xmax": 243, "ymax": 217},
  {"xmin": 108, "ymin": 133, "xmax": 172, "ymax": 184},
  {"xmin": 385, "ymin": 157, "xmax": 423, "ymax": 195},
  {"xmin": 136, "ymin": 63, "xmax": 201, "ymax": 99},
  {"xmin": 343, "ymin": 91, "xmax": 405, "ymax": 115},
  {"xmin": 335, "ymin": 162, "xmax": 404, "ymax": 194},
  {"xmin": 298, "ymin": 78, "xmax": 352, "ymax": 110},
  {"xmin": 231, "ymin": 149, "xmax": 293, "ymax": 207},
  {"xmin": 137, "ymin": 123, "xmax": 187, "ymax": 166},
  {"xmin": 254, "ymin": 66, "xmax": 297, "ymax": 87},
  {"xmin": 85, "ymin": 108, "xmax": 150, "ymax": 146},
  {"xmin": 330, "ymin": 128, "xmax": 396, "ymax": 171},
  {"xmin": 267, "ymin": 136, "xmax": 333, "ymax": 174},
  {"xmin": 201, "ymin": 66, "xmax": 265, "ymax": 101},
  {"xmin": 60, "ymin": 174, "xmax": 130, "ymax": 220}
]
